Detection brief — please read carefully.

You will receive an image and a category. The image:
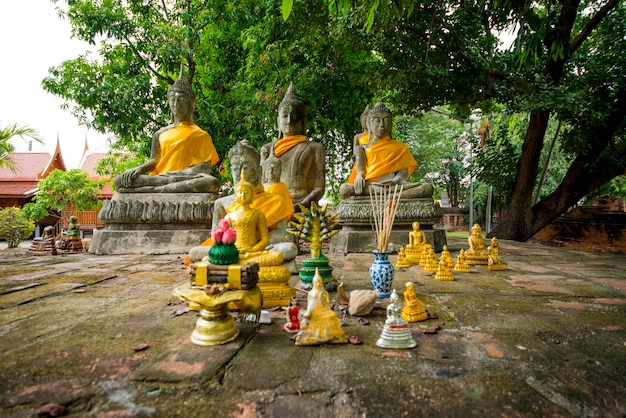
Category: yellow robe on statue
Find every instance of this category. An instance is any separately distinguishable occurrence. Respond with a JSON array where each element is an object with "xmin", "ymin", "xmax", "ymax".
[
  {"xmin": 265, "ymin": 182, "xmax": 293, "ymax": 220},
  {"xmin": 151, "ymin": 121, "xmax": 220, "ymax": 175},
  {"xmin": 347, "ymin": 136, "xmax": 418, "ymax": 184},
  {"xmin": 274, "ymin": 135, "xmax": 307, "ymax": 157}
]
